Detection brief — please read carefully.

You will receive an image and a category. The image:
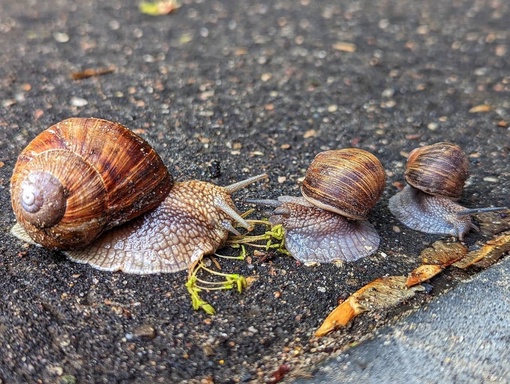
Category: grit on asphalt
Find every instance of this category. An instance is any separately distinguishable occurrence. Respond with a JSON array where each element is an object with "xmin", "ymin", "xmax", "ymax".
[{"xmin": 0, "ymin": 1, "xmax": 508, "ymax": 383}]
